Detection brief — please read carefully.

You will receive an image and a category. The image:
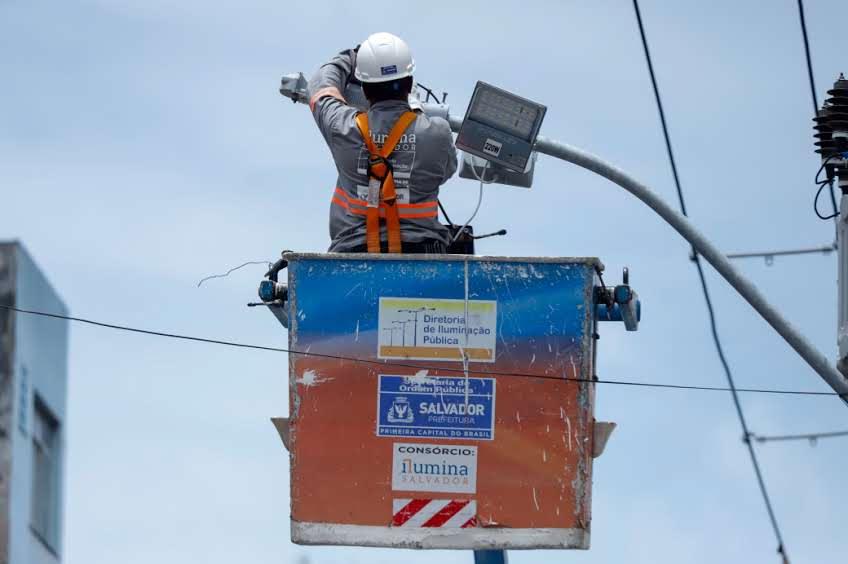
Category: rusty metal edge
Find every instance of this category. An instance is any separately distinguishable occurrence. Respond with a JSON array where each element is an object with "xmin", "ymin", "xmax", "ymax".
[
  {"xmin": 291, "ymin": 522, "xmax": 590, "ymax": 550},
  {"xmin": 286, "ymin": 263, "xmax": 301, "ymax": 524},
  {"xmin": 570, "ymin": 264, "xmax": 597, "ymax": 530},
  {"xmin": 283, "ymin": 252, "xmax": 604, "ymax": 271}
]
